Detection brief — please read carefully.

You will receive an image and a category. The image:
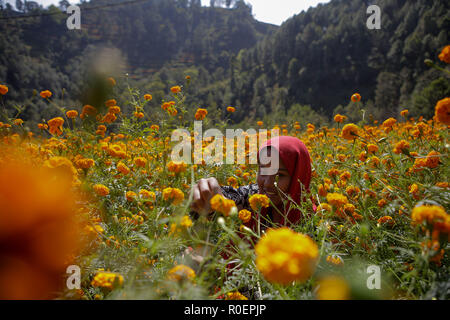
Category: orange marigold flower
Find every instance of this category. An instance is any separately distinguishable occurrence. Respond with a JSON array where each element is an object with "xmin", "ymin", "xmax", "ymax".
[
  {"xmin": 249, "ymin": 194, "xmax": 270, "ymax": 212},
  {"xmin": 326, "ymin": 255, "xmax": 344, "ymax": 266},
  {"xmin": 316, "ymin": 276, "xmax": 350, "ymax": 300},
  {"xmin": 257, "ymin": 121, "xmax": 263, "ymax": 126},
  {"xmin": 411, "ymin": 205, "xmax": 448, "ymax": 226},
  {"xmin": 210, "ymin": 194, "xmax": 237, "ymax": 216},
  {"xmin": 227, "ymin": 106, "xmax": 235, "ymax": 113},
  {"xmin": 255, "ymin": 227, "xmax": 319, "ymax": 285},
  {"xmin": 334, "ymin": 114, "xmax": 347, "ymax": 123},
  {"xmin": 367, "ymin": 144, "xmax": 378, "ymax": 154},
  {"xmin": 166, "ymin": 161, "xmax": 187, "ymax": 174},
  {"xmin": 393, "ymin": 140, "xmax": 410, "ymax": 154},
  {"xmin": 162, "ymin": 187, "xmax": 185, "ymax": 205},
  {"xmin": 66, "ymin": 110, "xmax": 78, "ymax": 119},
  {"xmin": 13, "ymin": 119, "xmax": 23, "ymax": 126},
  {"xmin": 351, "ymin": 93, "xmax": 361, "ymax": 103},
  {"xmin": 434, "ymin": 97, "xmax": 450, "ymax": 125},
  {"xmin": 326, "ymin": 193, "xmax": 348, "ymax": 208},
  {"xmin": 139, "ymin": 189, "xmax": 155, "ymax": 201},
  {"xmin": 126, "ymin": 191, "xmax": 137, "ymax": 202},
  {"xmin": 225, "ymin": 291, "xmax": 248, "ymax": 300},
  {"xmin": 117, "ymin": 162, "xmax": 130, "ymax": 175},
  {"xmin": 134, "ymin": 157, "xmax": 147, "ymax": 168},
  {"xmin": 105, "ymin": 99, "xmax": 117, "ymax": 107},
  {"xmin": 134, "ymin": 111, "xmax": 144, "ymax": 119},
  {"xmin": 91, "ymin": 271, "xmax": 123, "ymax": 289},
  {"xmin": 438, "ymin": 45, "xmax": 450, "ymax": 64},
  {"xmin": 107, "ymin": 77, "xmax": 116, "ymax": 86},
  {"xmin": 144, "ymin": 94, "xmax": 152, "ymax": 101},
  {"xmin": 170, "ymin": 86, "xmax": 181, "ymax": 94},
  {"xmin": 400, "ymin": 109, "xmax": 409, "ymax": 117},
  {"xmin": 40, "ymin": 90, "xmax": 52, "ymax": 99},
  {"xmin": 341, "ymin": 123, "xmax": 359, "ymax": 140},
  {"xmin": 195, "ymin": 108, "xmax": 208, "ymax": 120},
  {"xmin": 93, "ymin": 184, "xmax": 109, "ymax": 196},
  {"xmin": 0, "ymin": 84, "xmax": 8, "ymax": 95},
  {"xmin": 108, "ymin": 106, "xmax": 121, "ymax": 114},
  {"xmin": 80, "ymin": 105, "xmax": 97, "ymax": 119},
  {"xmin": 238, "ymin": 209, "xmax": 252, "ymax": 224},
  {"xmin": 377, "ymin": 215, "xmax": 394, "ymax": 226}
]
